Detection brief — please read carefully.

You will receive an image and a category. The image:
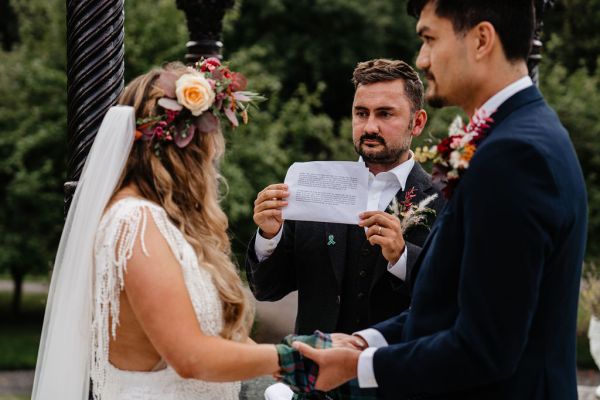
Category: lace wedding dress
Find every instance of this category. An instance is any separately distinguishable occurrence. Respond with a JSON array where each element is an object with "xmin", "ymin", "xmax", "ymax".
[{"xmin": 90, "ymin": 197, "xmax": 240, "ymax": 400}]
